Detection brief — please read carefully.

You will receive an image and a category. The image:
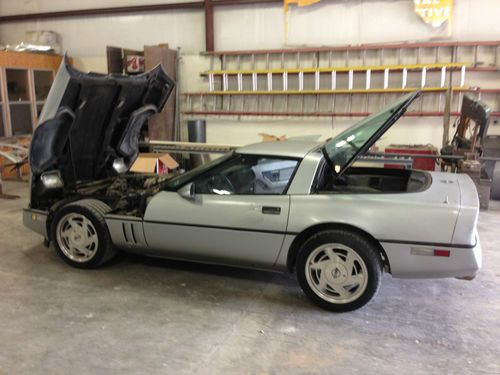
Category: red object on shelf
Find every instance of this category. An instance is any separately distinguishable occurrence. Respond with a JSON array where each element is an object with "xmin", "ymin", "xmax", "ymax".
[{"xmin": 385, "ymin": 144, "xmax": 438, "ymax": 171}]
